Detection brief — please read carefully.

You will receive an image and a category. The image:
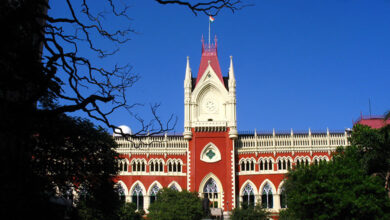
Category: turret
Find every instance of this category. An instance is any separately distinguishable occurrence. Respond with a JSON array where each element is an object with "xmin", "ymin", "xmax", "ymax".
[
  {"xmin": 183, "ymin": 56, "xmax": 193, "ymax": 139},
  {"xmin": 228, "ymin": 56, "xmax": 238, "ymax": 139}
]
